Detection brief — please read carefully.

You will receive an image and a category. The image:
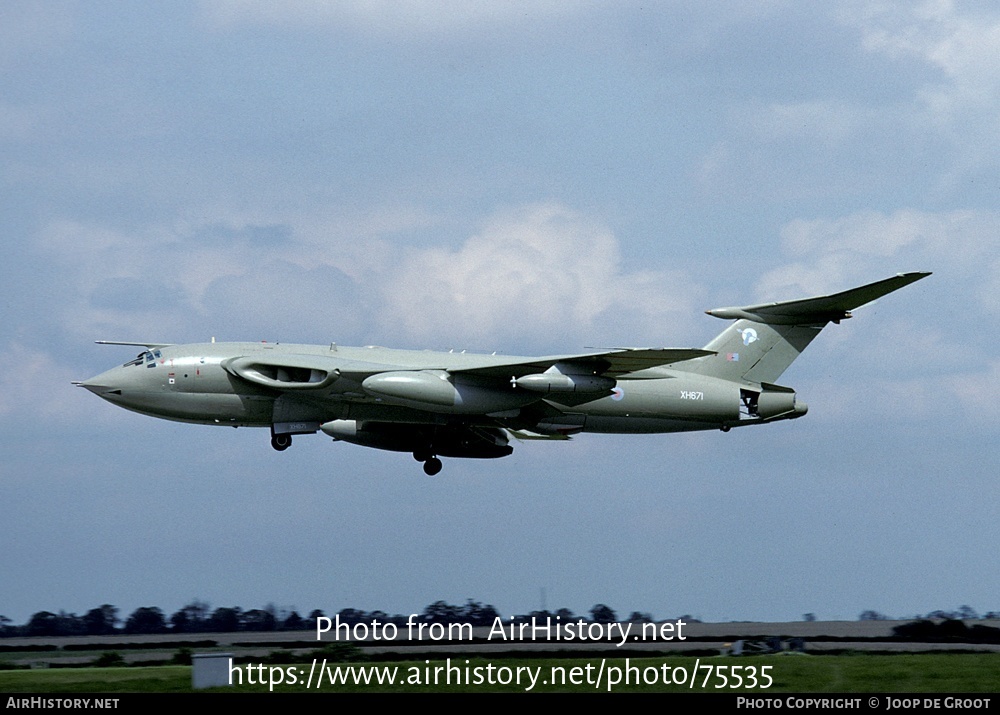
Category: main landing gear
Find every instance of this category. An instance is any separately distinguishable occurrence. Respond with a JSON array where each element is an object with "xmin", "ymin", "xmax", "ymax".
[
  {"xmin": 423, "ymin": 457, "xmax": 442, "ymax": 476},
  {"xmin": 270, "ymin": 432, "xmax": 292, "ymax": 451},
  {"xmin": 413, "ymin": 447, "xmax": 443, "ymax": 476}
]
